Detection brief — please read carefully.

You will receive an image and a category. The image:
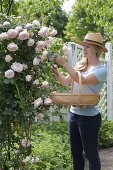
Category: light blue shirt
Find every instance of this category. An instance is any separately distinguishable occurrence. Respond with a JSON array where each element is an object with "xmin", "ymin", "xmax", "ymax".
[{"xmin": 70, "ymin": 65, "xmax": 107, "ymax": 116}]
